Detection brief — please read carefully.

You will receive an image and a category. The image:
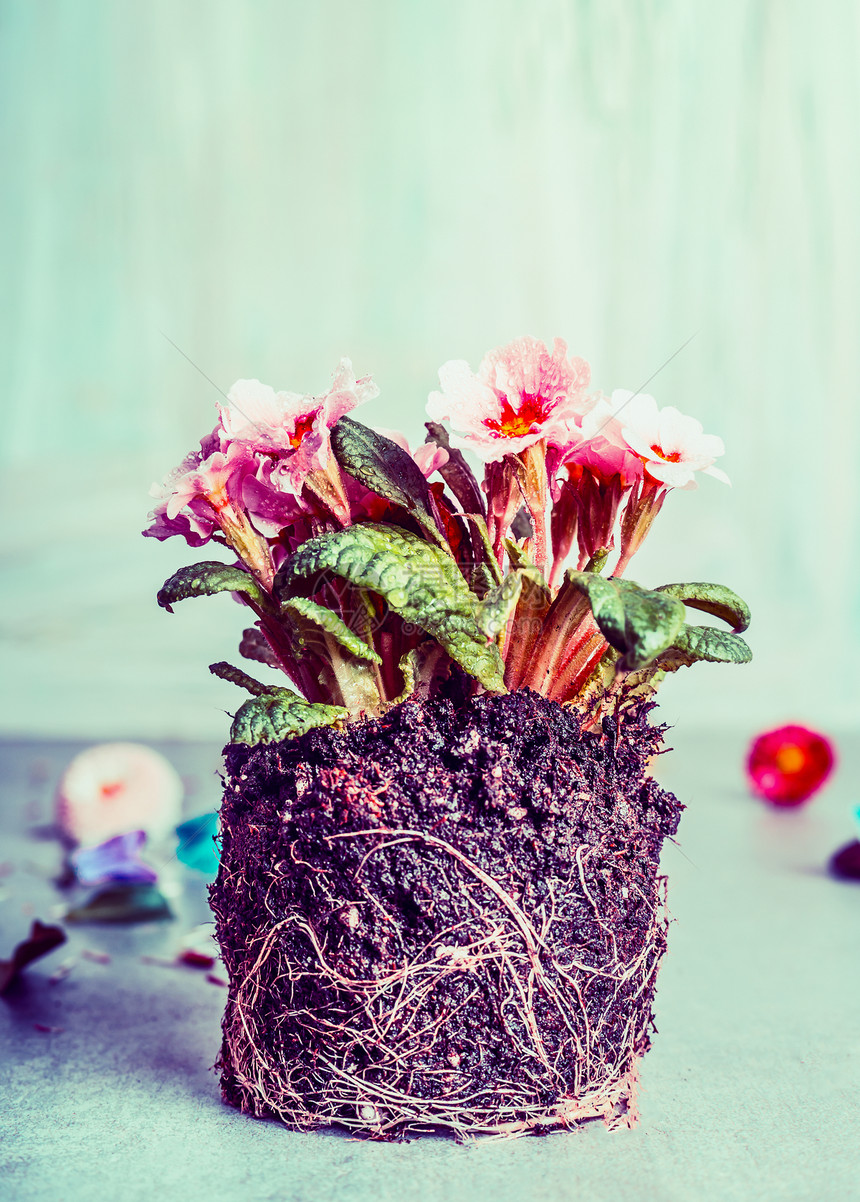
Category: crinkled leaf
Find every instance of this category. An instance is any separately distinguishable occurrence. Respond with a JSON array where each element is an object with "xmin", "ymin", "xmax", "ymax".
[
  {"xmin": 425, "ymin": 421, "xmax": 486, "ymax": 516},
  {"xmin": 673, "ymin": 625, "xmax": 753, "ymax": 664},
  {"xmin": 230, "ymin": 693, "xmax": 346, "ymax": 745},
  {"xmin": 332, "ymin": 416, "xmax": 446, "ymax": 547},
  {"xmin": 278, "ymin": 523, "xmax": 505, "ymax": 692},
  {"xmin": 284, "ymin": 596, "xmax": 381, "ymax": 664},
  {"xmin": 209, "ymin": 662, "xmax": 347, "ymax": 740},
  {"xmin": 0, "ymin": 921, "xmax": 67, "ymax": 994},
  {"xmin": 503, "ymin": 541, "xmax": 553, "ymax": 610},
  {"xmin": 65, "ymin": 884, "xmax": 173, "ymax": 924},
  {"xmin": 566, "ymin": 573, "xmax": 687, "ymax": 671},
  {"xmin": 387, "ymin": 642, "xmax": 450, "ymax": 708},
  {"xmin": 282, "ymin": 597, "xmax": 382, "ymax": 715},
  {"xmin": 477, "ymin": 567, "xmax": 546, "ymax": 639},
  {"xmin": 239, "ymin": 627, "xmax": 280, "ymax": 669},
  {"xmin": 600, "ymin": 624, "xmax": 752, "ymax": 707},
  {"xmin": 388, "ymin": 649, "xmax": 418, "ymax": 706},
  {"xmin": 209, "ymin": 661, "xmax": 272, "ymax": 695},
  {"xmin": 655, "ymin": 582, "xmax": 751, "ymax": 633},
  {"xmin": 580, "ymin": 586, "xmax": 753, "ymax": 718},
  {"xmin": 157, "ymin": 562, "xmax": 264, "ymax": 613}
]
